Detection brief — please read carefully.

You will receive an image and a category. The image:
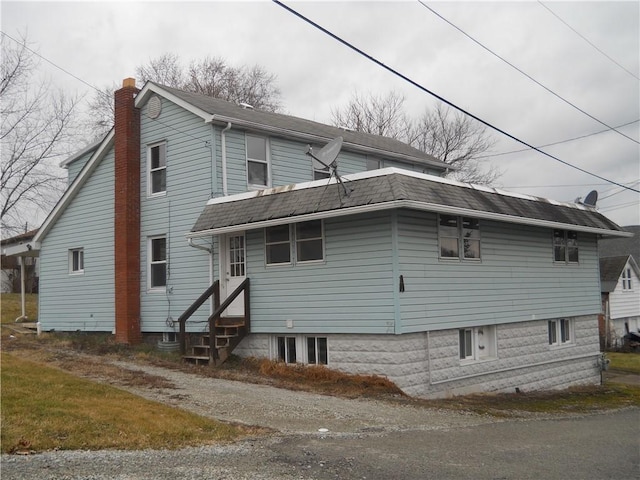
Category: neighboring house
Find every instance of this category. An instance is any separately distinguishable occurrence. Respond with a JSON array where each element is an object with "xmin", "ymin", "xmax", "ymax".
[
  {"xmin": 15, "ymin": 79, "xmax": 631, "ymax": 398},
  {"xmin": 1, "ymin": 229, "xmax": 39, "ymax": 294},
  {"xmin": 598, "ymin": 225, "xmax": 640, "ymax": 347}
]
